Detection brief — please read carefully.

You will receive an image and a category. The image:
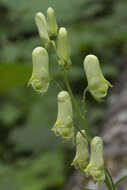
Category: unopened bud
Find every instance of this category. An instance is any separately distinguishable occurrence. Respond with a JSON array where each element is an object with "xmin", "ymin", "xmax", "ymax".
[
  {"xmin": 51, "ymin": 91, "xmax": 74, "ymax": 140},
  {"xmin": 47, "ymin": 7, "xmax": 58, "ymax": 40},
  {"xmin": 57, "ymin": 27, "xmax": 71, "ymax": 69},
  {"xmin": 84, "ymin": 55, "xmax": 112, "ymax": 102},
  {"xmin": 28, "ymin": 47, "xmax": 50, "ymax": 94},
  {"xmin": 35, "ymin": 12, "xmax": 50, "ymax": 48},
  {"xmin": 85, "ymin": 136, "xmax": 105, "ymax": 184},
  {"xmin": 72, "ymin": 130, "xmax": 89, "ymax": 171}
]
